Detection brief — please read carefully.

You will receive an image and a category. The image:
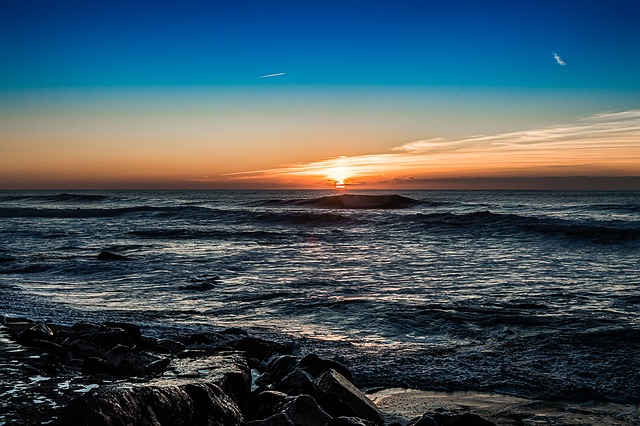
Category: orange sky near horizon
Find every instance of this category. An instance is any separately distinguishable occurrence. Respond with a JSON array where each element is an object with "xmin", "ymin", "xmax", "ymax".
[{"xmin": 1, "ymin": 89, "xmax": 639, "ymax": 190}]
